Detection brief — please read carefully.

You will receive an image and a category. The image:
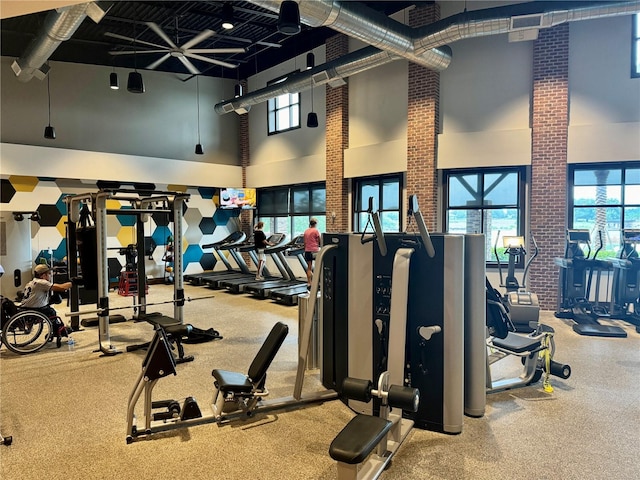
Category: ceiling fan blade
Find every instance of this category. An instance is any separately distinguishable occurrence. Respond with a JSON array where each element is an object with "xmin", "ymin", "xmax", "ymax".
[
  {"xmin": 188, "ymin": 48, "xmax": 246, "ymax": 54},
  {"xmin": 177, "ymin": 56, "xmax": 201, "ymax": 75},
  {"xmin": 105, "ymin": 32, "xmax": 168, "ymax": 50},
  {"xmin": 147, "ymin": 53, "xmax": 172, "ymax": 70},
  {"xmin": 146, "ymin": 22, "xmax": 178, "ymax": 49},
  {"xmin": 184, "ymin": 52, "xmax": 237, "ymax": 69},
  {"xmin": 181, "ymin": 29, "xmax": 215, "ymax": 50},
  {"xmin": 109, "ymin": 49, "xmax": 169, "ymax": 56}
]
